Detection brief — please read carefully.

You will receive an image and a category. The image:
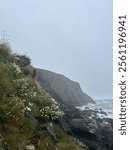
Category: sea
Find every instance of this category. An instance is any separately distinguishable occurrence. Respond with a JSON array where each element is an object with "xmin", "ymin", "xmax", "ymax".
[{"xmin": 76, "ymin": 99, "xmax": 113, "ymax": 118}]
